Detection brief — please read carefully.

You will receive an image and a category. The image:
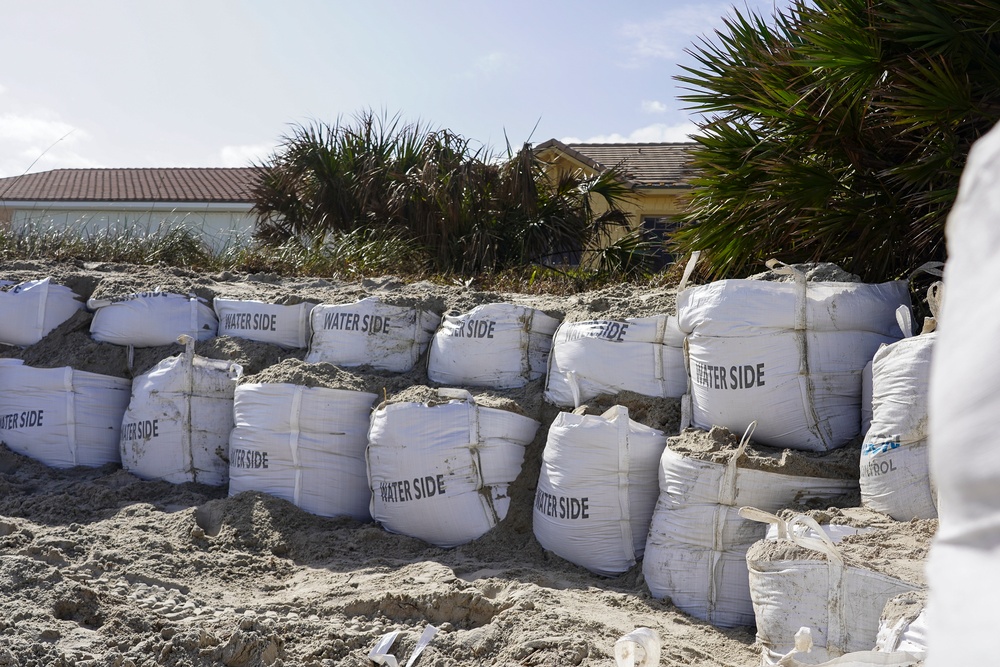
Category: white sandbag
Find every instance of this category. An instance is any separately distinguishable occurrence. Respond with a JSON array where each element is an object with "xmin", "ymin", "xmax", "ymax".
[
  {"xmin": 679, "ymin": 269, "xmax": 910, "ymax": 451},
  {"xmin": 860, "ymin": 333, "xmax": 936, "ymax": 520},
  {"xmin": 0, "ymin": 359, "xmax": 130, "ymax": 468},
  {"xmin": 89, "ymin": 291, "xmax": 218, "ymax": 347},
  {"xmin": 532, "ymin": 406, "xmax": 666, "ymax": 576},
  {"xmin": 228, "ymin": 383, "xmax": 378, "ymax": 521},
  {"xmin": 367, "ymin": 389, "xmax": 539, "ymax": 547},
  {"xmin": 427, "ymin": 303, "xmax": 560, "ymax": 389},
  {"xmin": 305, "ymin": 297, "xmax": 441, "ymax": 372},
  {"xmin": 120, "ymin": 339, "xmax": 242, "ymax": 486},
  {"xmin": 643, "ymin": 427, "xmax": 858, "ymax": 628},
  {"xmin": 0, "ymin": 278, "xmax": 83, "ymax": 347},
  {"xmin": 926, "ymin": 123, "xmax": 1000, "ymax": 667},
  {"xmin": 544, "ymin": 316, "xmax": 686, "ymax": 408},
  {"xmin": 213, "ymin": 298, "xmax": 314, "ymax": 349},
  {"xmin": 768, "ymin": 627, "xmax": 923, "ymax": 666},
  {"xmin": 744, "ymin": 510, "xmax": 920, "ymax": 663}
]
